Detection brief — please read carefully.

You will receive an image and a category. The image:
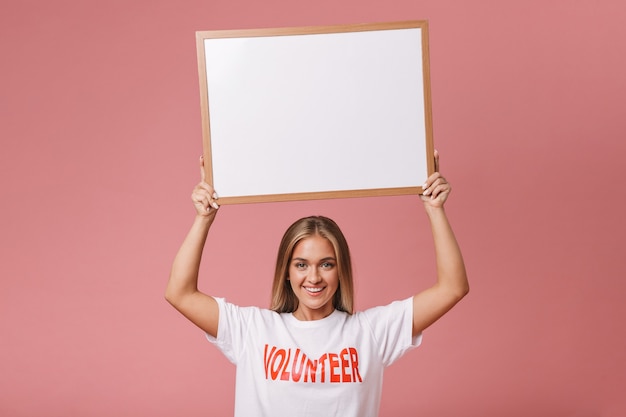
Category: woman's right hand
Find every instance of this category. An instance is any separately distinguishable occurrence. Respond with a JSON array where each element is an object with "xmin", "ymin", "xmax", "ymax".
[{"xmin": 191, "ymin": 156, "xmax": 220, "ymax": 217}]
